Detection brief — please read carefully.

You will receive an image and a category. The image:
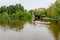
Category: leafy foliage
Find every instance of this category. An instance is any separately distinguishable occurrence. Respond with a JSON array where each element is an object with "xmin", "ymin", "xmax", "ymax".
[{"xmin": 47, "ymin": 0, "xmax": 60, "ymax": 21}]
